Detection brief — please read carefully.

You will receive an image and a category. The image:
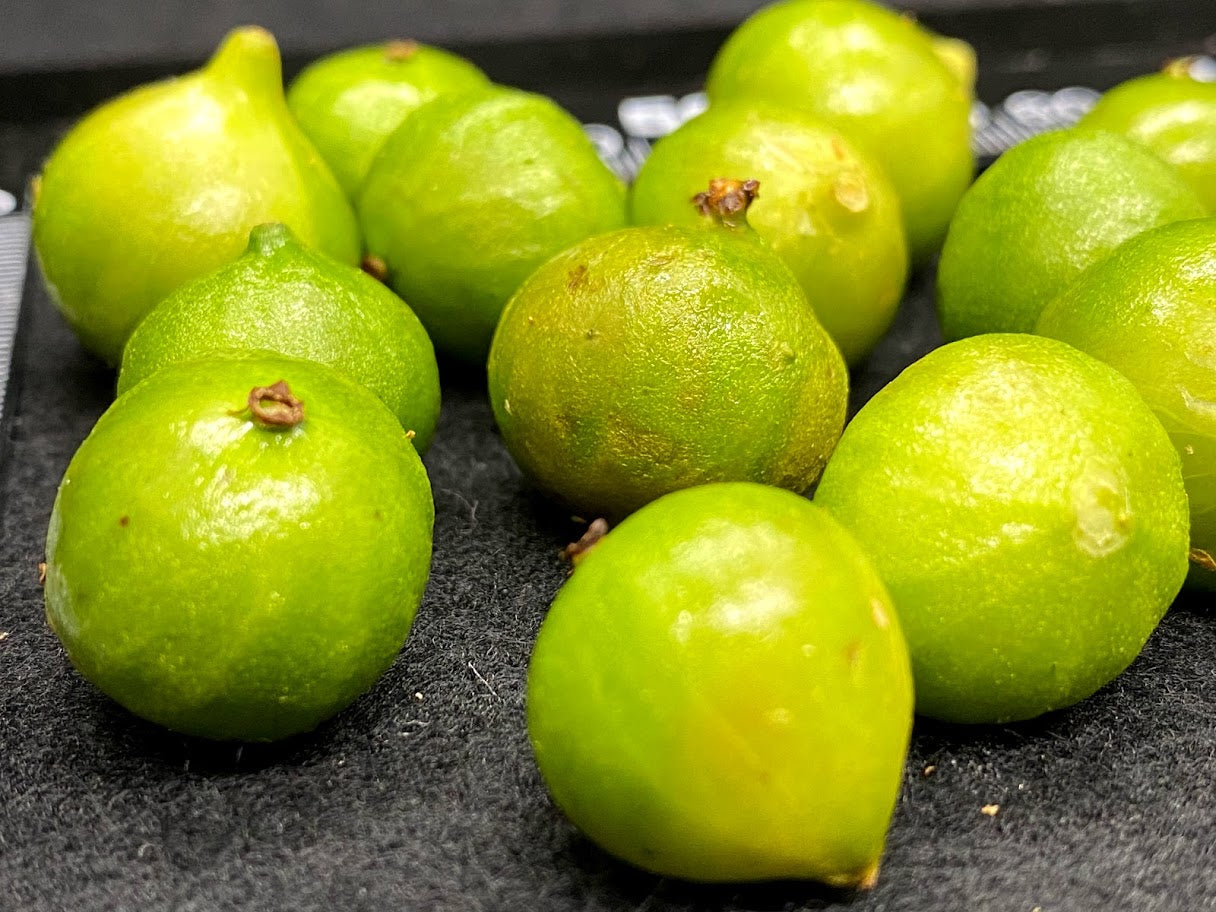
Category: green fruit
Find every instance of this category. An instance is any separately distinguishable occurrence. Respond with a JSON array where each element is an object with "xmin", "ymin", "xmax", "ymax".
[
  {"xmin": 937, "ymin": 128, "xmax": 1206, "ymax": 341},
  {"xmin": 32, "ymin": 27, "xmax": 360, "ymax": 366},
  {"xmin": 44, "ymin": 354, "xmax": 433, "ymax": 741},
  {"xmin": 488, "ymin": 180, "xmax": 848, "ymax": 518},
  {"xmin": 630, "ymin": 103, "xmax": 908, "ymax": 365},
  {"xmin": 1080, "ymin": 61, "xmax": 1216, "ymax": 213},
  {"xmin": 118, "ymin": 223, "xmax": 440, "ymax": 451},
  {"xmin": 1037, "ymin": 217, "xmax": 1216, "ymax": 590},
  {"xmin": 287, "ymin": 40, "xmax": 490, "ymax": 198},
  {"xmin": 815, "ymin": 334, "xmax": 1190, "ymax": 724},
  {"xmin": 528, "ymin": 482, "xmax": 912, "ymax": 886},
  {"xmin": 705, "ymin": 0, "xmax": 974, "ymax": 263},
  {"xmin": 359, "ymin": 86, "xmax": 627, "ymax": 361}
]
